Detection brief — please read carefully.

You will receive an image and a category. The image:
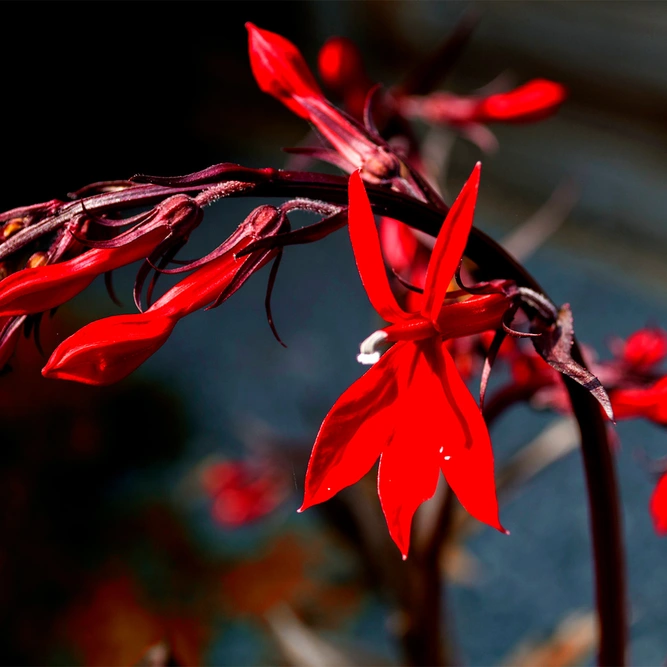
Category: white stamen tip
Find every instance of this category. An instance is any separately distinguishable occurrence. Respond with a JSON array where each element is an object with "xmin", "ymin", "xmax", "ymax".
[
  {"xmin": 357, "ymin": 352, "xmax": 381, "ymax": 365},
  {"xmin": 357, "ymin": 330, "xmax": 389, "ymax": 366},
  {"xmin": 439, "ymin": 447, "xmax": 444, "ymax": 453},
  {"xmin": 444, "ymin": 455, "xmax": 451, "ymax": 461}
]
